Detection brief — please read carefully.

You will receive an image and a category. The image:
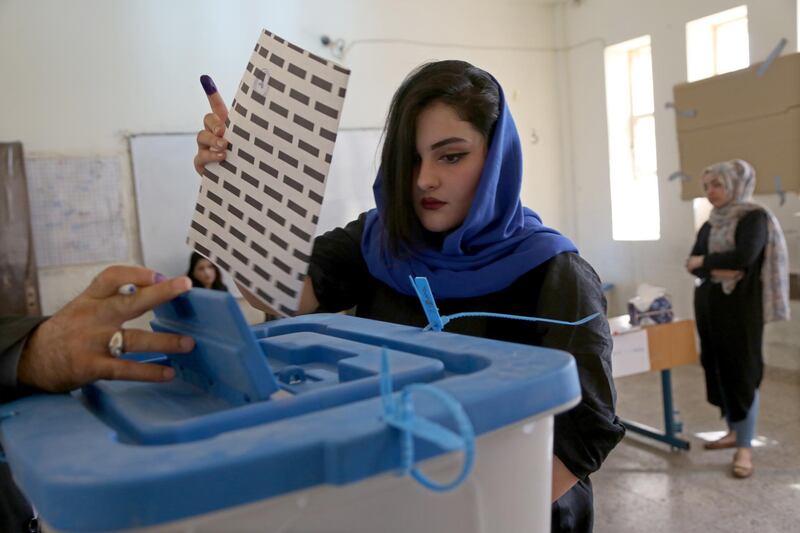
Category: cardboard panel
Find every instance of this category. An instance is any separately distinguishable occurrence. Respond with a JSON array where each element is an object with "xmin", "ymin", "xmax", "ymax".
[
  {"xmin": 673, "ymin": 52, "xmax": 800, "ymax": 199},
  {"xmin": 643, "ymin": 319, "xmax": 698, "ymax": 371},
  {"xmin": 677, "ymin": 108, "xmax": 800, "ymax": 199},
  {"xmin": 0, "ymin": 142, "xmax": 42, "ymax": 315},
  {"xmin": 674, "ymin": 53, "xmax": 800, "ymax": 131}
]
